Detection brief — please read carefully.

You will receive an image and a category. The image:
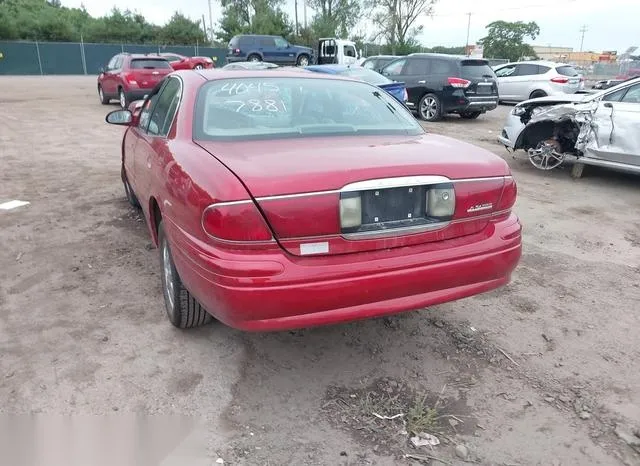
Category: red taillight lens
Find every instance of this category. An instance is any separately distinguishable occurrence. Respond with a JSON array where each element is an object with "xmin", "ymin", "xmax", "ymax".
[
  {"xmin": 495, "ymin": 176, "xmax": 517, "ymax": 212},
  {"xmin": 202, "ymin": 201, "xmax": 272, "ymax": 242},
  {"xmin": 124, "ymin": 73, "xmax": 138, "ymax": 84},
  {"xmin": 233, "ymin": 48, "xmax": 241, "ymax": 55},
  {"xmin": 259, "ymin": 194, "xmax": 340, "ymax": 238},
  {"xmin": 453, "ymin": 178, "xmax": 505, "ymax": 220},
  {"xmin": 448, "ymin": 77, "xmax": 471, "ymax": 88},
  {"xmin": 551, "ymin": 77, "xmax": 569, "ymax": 84}
]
